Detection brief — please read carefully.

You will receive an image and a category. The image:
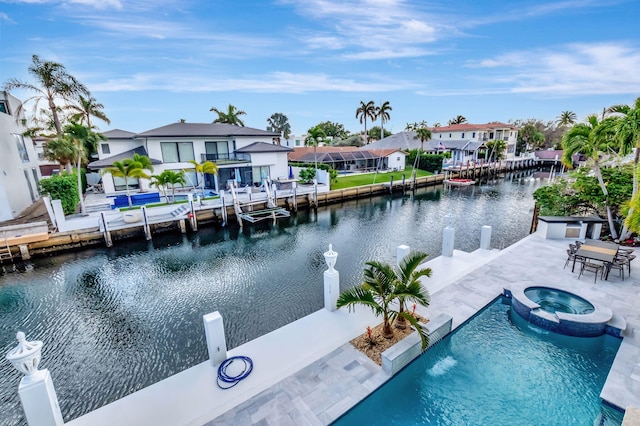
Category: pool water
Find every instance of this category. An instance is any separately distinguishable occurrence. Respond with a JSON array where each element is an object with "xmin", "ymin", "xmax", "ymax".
[
  {"xmin": 525, "ymin": 287, "xmax": 595, "ymax": 315},
  {"xmin": 334, "ymin": 300, "xmax": 623, "ymax": 426}
]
